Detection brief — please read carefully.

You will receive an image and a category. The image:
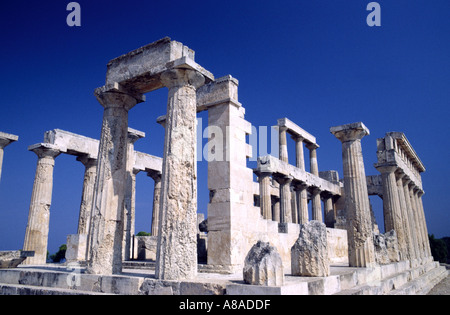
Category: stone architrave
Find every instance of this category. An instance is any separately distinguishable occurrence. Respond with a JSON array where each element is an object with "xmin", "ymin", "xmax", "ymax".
[
  {"xmin": 291, "ymin": 221, "xmax": 330, "ymax": 277},
  {"xmin": 0, "ymin": 132, "xmax": 19, "ymax": 183},
  {"xmin": 22, "ymin": 143, "xmax": 60, "ymax": 265},
  {"xmin": 86, "ymin": 91, "xmax": 139, "ymax": 275},
  {"xmin": 330, "ymin": 122, "xmax": 376, "ymax": 268},
  {"xmin": 155, "ymin": 68, "xmax": 205, "ymax": 281},
  {"xmin": 243, "ymin": 241, "xmax": 284, "ymax": 286}
]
